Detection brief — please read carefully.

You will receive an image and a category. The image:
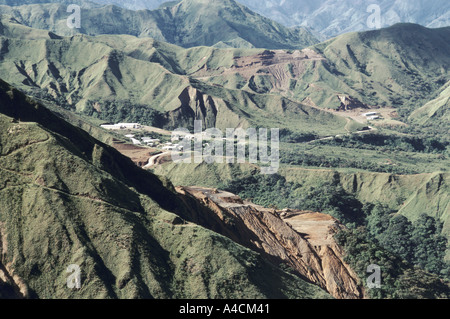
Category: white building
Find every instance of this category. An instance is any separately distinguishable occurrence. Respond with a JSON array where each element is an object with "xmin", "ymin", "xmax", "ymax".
[
  {"xmin": 100, "ymin": 124, "xmax": 121, "ymax": 130},
  {"xmin": 118, "ymin": 123, "xmax": 141, "ymax": 129},
  {"xmin": 130, "ymin": 138, "xmax": 142, "ymax": 145},
  {"xmin": 142, "ymin": 137, "xmax": 160, "ymax": 144},
  {"xmin": 162, "ymin": 144, "xmax": 183, "ymax": 151}
]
